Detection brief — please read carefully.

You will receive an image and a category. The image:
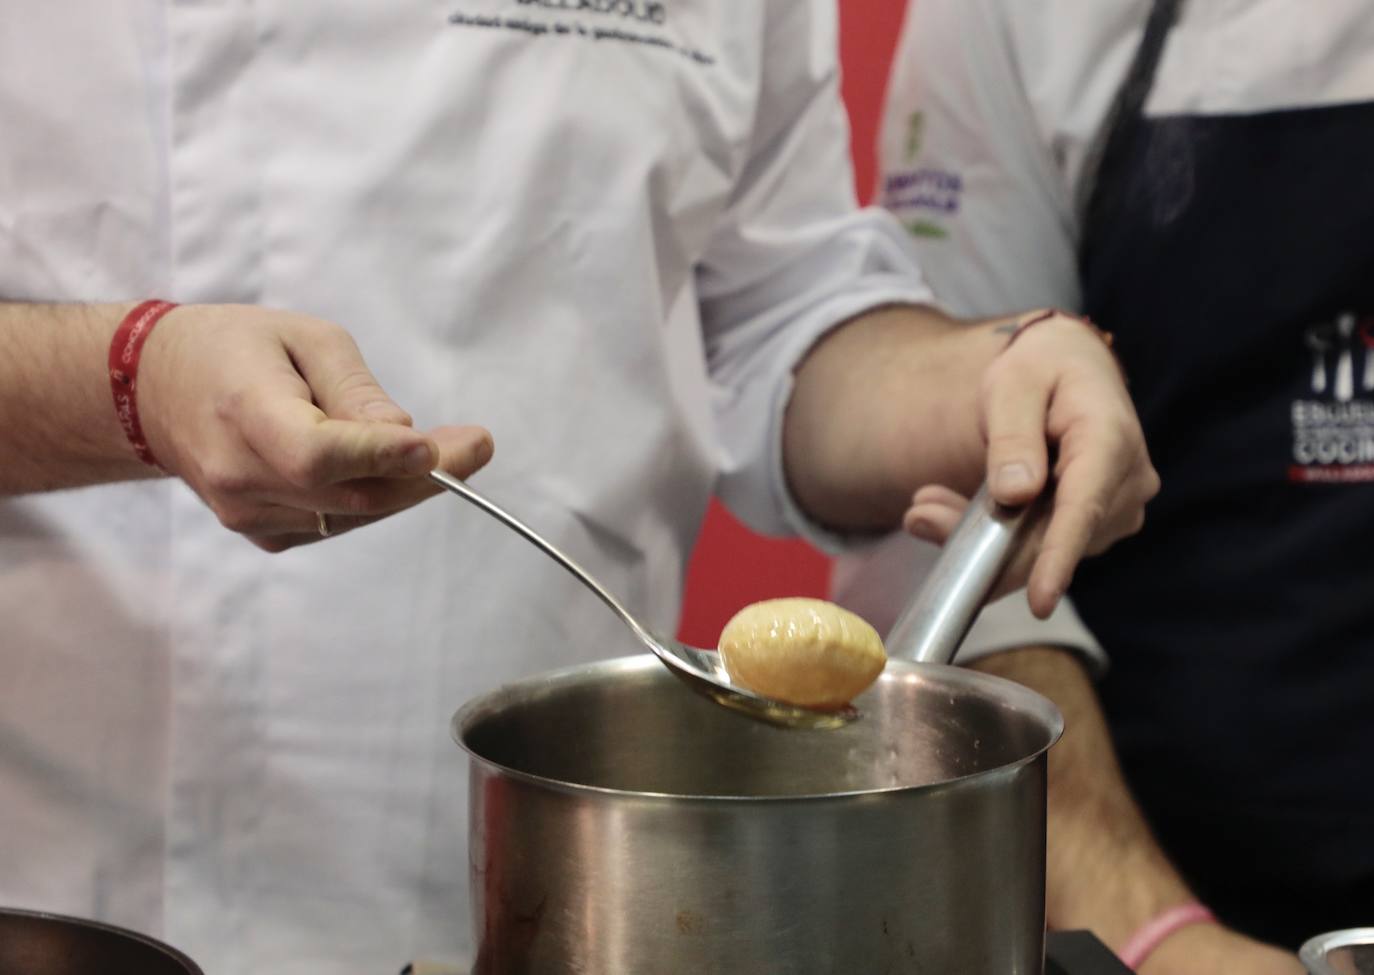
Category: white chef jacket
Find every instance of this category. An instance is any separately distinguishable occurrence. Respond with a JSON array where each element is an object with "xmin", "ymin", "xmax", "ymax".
[
  {"xmin": 832, "ymin": 0, "xmax": 1374, "ymax": 668},
  {"xmin": 0, "ymin": 3, "xmax": 932, "ymax": 972}
]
